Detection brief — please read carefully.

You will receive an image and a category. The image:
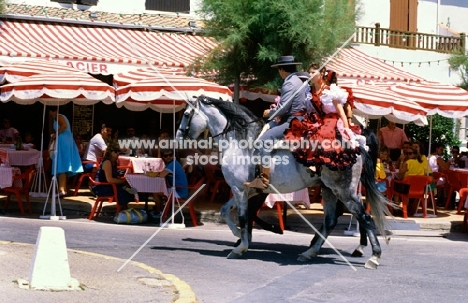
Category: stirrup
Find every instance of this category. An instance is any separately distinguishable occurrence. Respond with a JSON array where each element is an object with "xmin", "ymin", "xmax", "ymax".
[{"xmin": 243, "ymin": 177, "xmax": 268, "ymax": 190}]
